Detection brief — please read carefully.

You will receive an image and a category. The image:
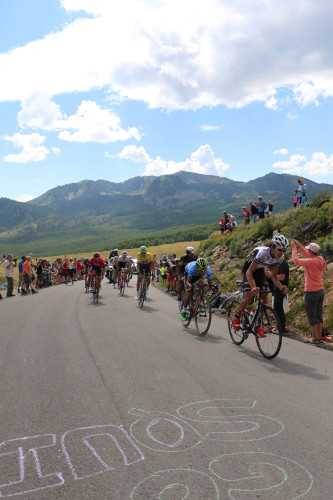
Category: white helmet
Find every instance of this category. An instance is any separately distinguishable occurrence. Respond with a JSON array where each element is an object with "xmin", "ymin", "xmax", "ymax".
[
  {"xmin": 272, "ymin": 233, "xmax": 289, "ymax": 250},
  {"xmin": 186, "ymin": 246, "xmax": 195, "ymax": 255}
]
